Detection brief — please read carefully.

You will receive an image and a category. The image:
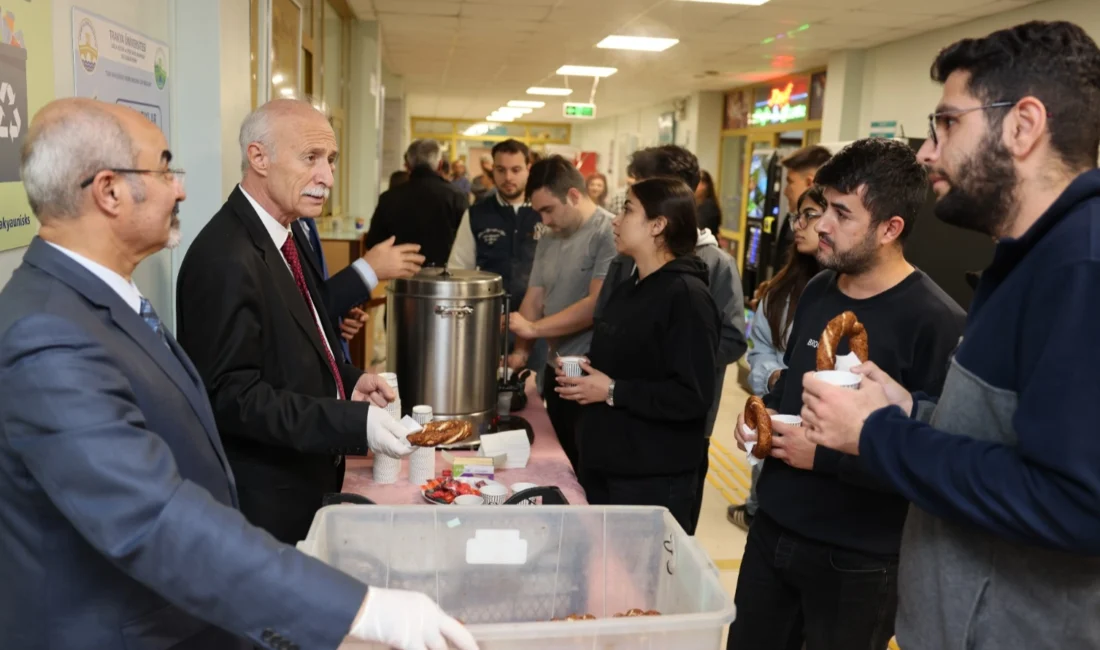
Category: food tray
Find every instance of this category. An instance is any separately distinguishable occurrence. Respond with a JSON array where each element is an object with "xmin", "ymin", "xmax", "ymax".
[{"xmin": 297, "ymin": 505, "xmax": 735, "ymax": 649}]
